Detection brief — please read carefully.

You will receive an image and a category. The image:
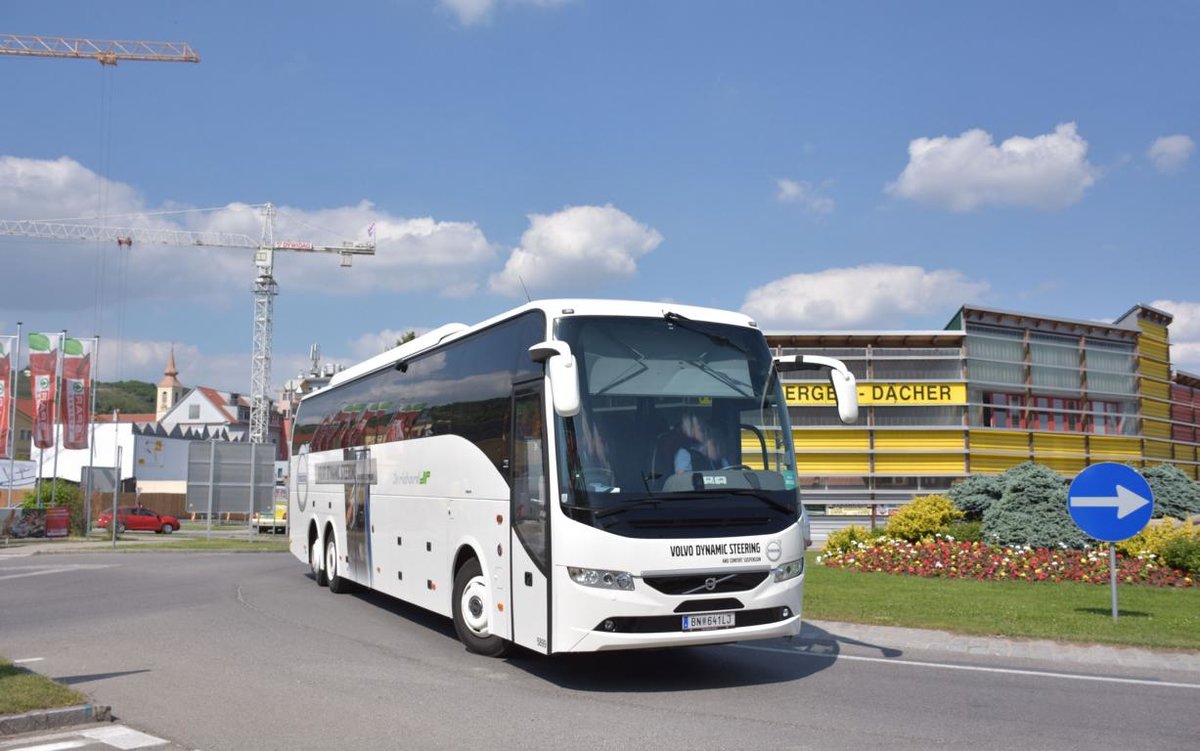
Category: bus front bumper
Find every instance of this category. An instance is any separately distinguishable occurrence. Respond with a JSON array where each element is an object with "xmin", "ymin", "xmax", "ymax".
[{"xmin": 555, "ymin": 569, "xmax": 804, "ymax": 653}]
